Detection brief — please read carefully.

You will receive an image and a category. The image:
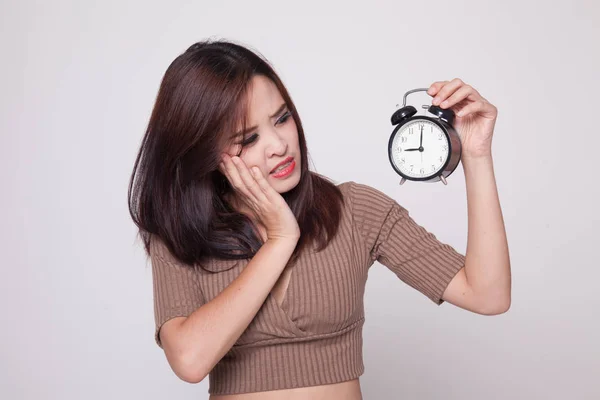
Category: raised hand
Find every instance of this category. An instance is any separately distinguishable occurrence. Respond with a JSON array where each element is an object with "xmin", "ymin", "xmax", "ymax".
[
  {"xmin": 427, "ymin": 78, "xmax": 498, "ymax": 159},
  {"xmin": 219, "ymin": 154, "xmax": 300, "ymax": 241}
]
